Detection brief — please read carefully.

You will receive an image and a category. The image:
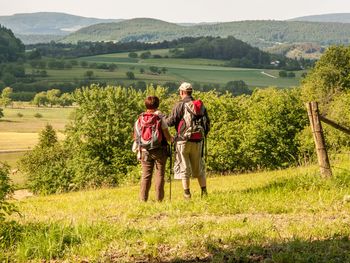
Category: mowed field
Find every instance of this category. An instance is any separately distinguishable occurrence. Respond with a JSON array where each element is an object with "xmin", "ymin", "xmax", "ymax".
[
  {"xmin": 27, "ymin": 49, "xmax": 303, "ymax": 88},
  {"xmin": 0, "ymin": 106, "xmax": 73, "ymax": 186}
]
